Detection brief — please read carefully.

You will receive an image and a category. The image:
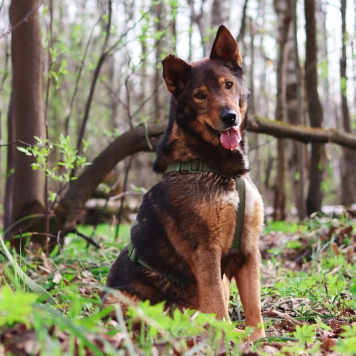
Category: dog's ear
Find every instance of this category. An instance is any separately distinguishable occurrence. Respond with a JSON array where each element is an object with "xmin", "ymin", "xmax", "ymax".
[
  {"xmin": 210, "ymin": 25, "xmax": 242, "ymax": 67},
  {"xmin": 162, "ymin": 54, "xmax": 191, "ymax": 95}
]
